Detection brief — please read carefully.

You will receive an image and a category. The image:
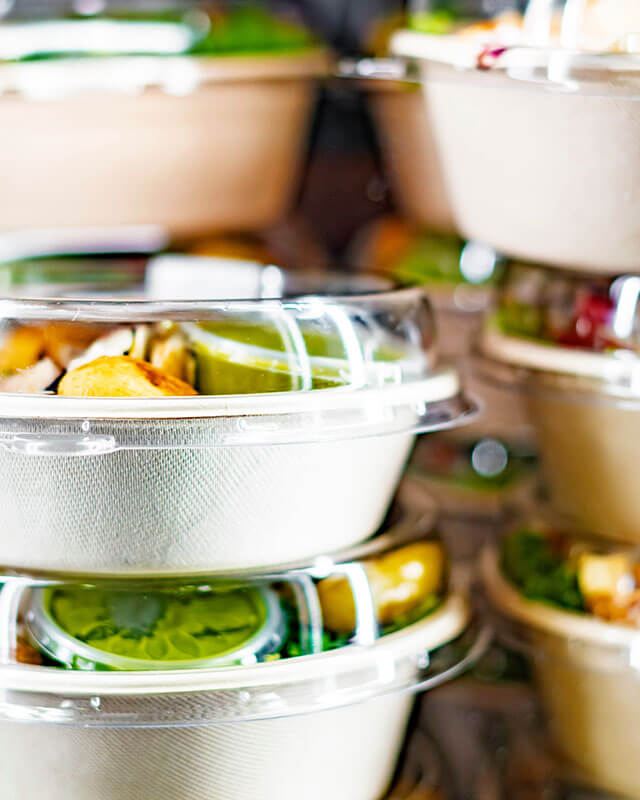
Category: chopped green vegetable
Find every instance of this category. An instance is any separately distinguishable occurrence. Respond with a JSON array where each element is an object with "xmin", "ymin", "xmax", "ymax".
[{"xmin": 501, "ymin": 529, "xmax": 585, "ymax": 612}]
